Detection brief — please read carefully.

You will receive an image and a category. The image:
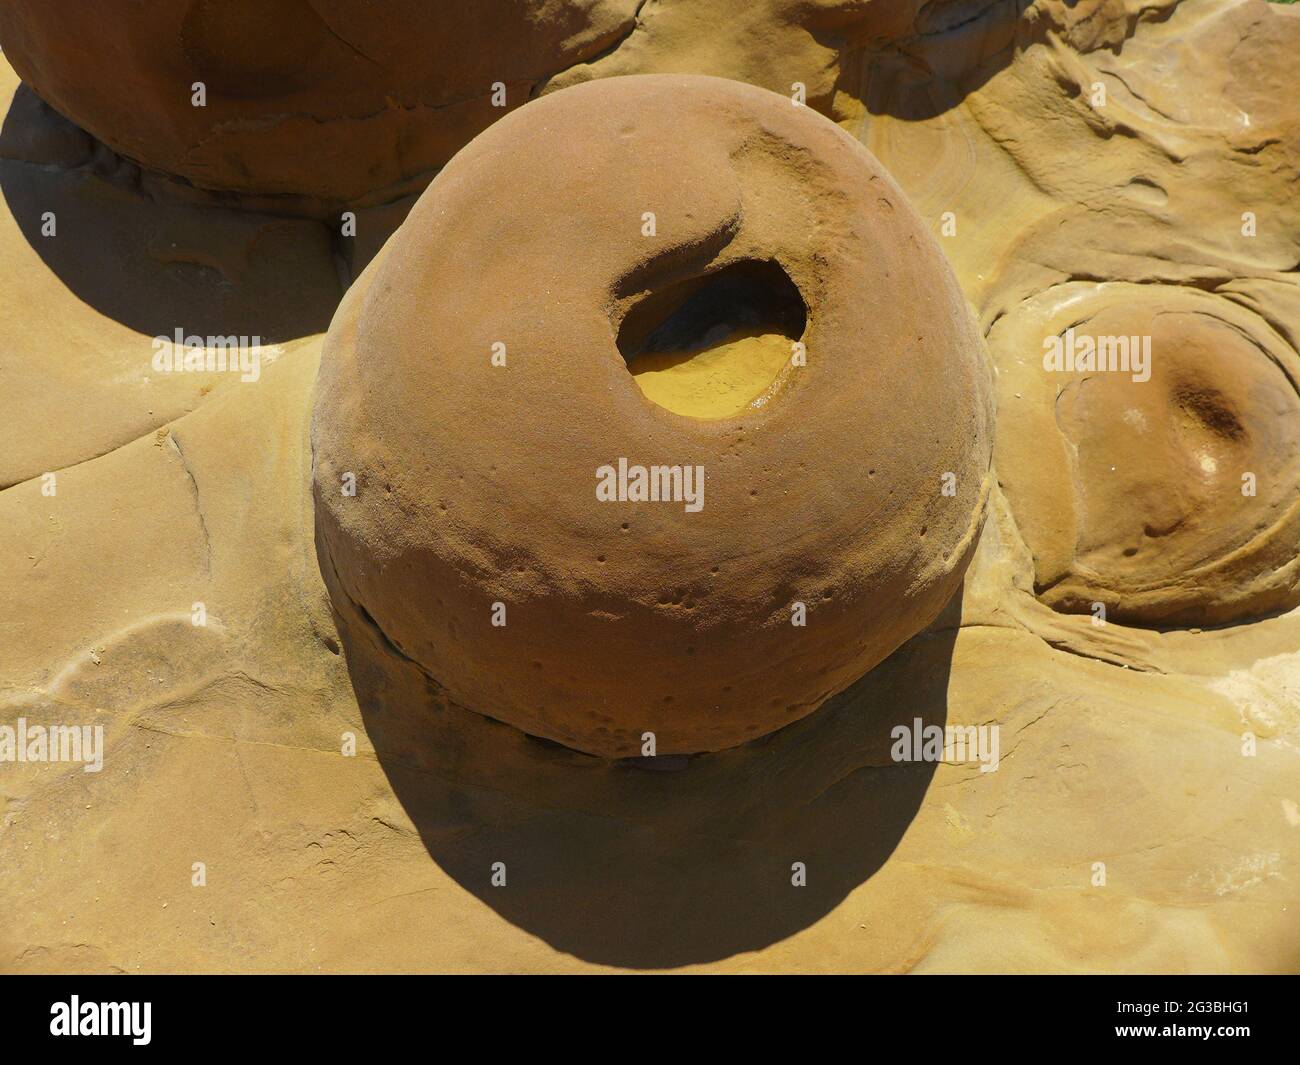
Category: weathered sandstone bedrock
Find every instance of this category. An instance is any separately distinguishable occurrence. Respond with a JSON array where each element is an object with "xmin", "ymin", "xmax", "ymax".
[{"xmin": 311, "ymin": 74, "xmax": 994, "ymax": 758}]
